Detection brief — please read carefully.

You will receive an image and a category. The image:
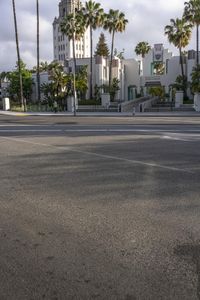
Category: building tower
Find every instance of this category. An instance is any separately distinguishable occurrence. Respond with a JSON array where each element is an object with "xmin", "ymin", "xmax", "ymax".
[{"xmin": 53, "ymin": 0, "xmax": 90, "ymax": 63}]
